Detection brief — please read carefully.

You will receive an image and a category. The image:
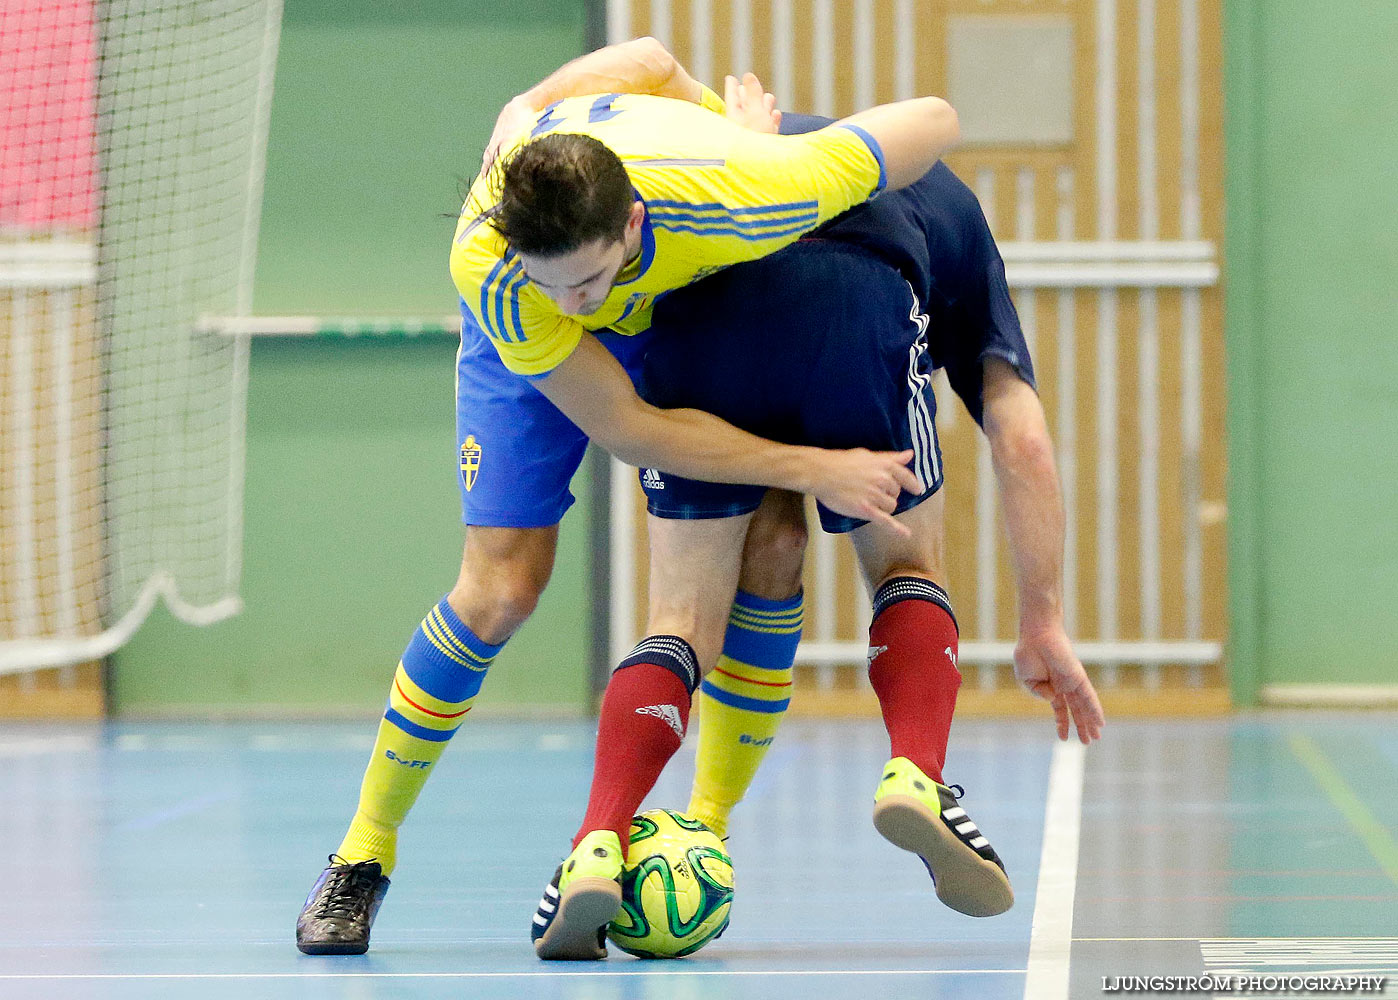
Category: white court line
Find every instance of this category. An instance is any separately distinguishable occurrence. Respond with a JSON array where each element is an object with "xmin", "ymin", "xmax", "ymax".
[
  {"xmin": 1023, "ymin": 739, "xmax": 1088, "ymax": 1000},
  {"xmin": 2, "ymin": 969, "xmax": 1026, "ymax": 981}
]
